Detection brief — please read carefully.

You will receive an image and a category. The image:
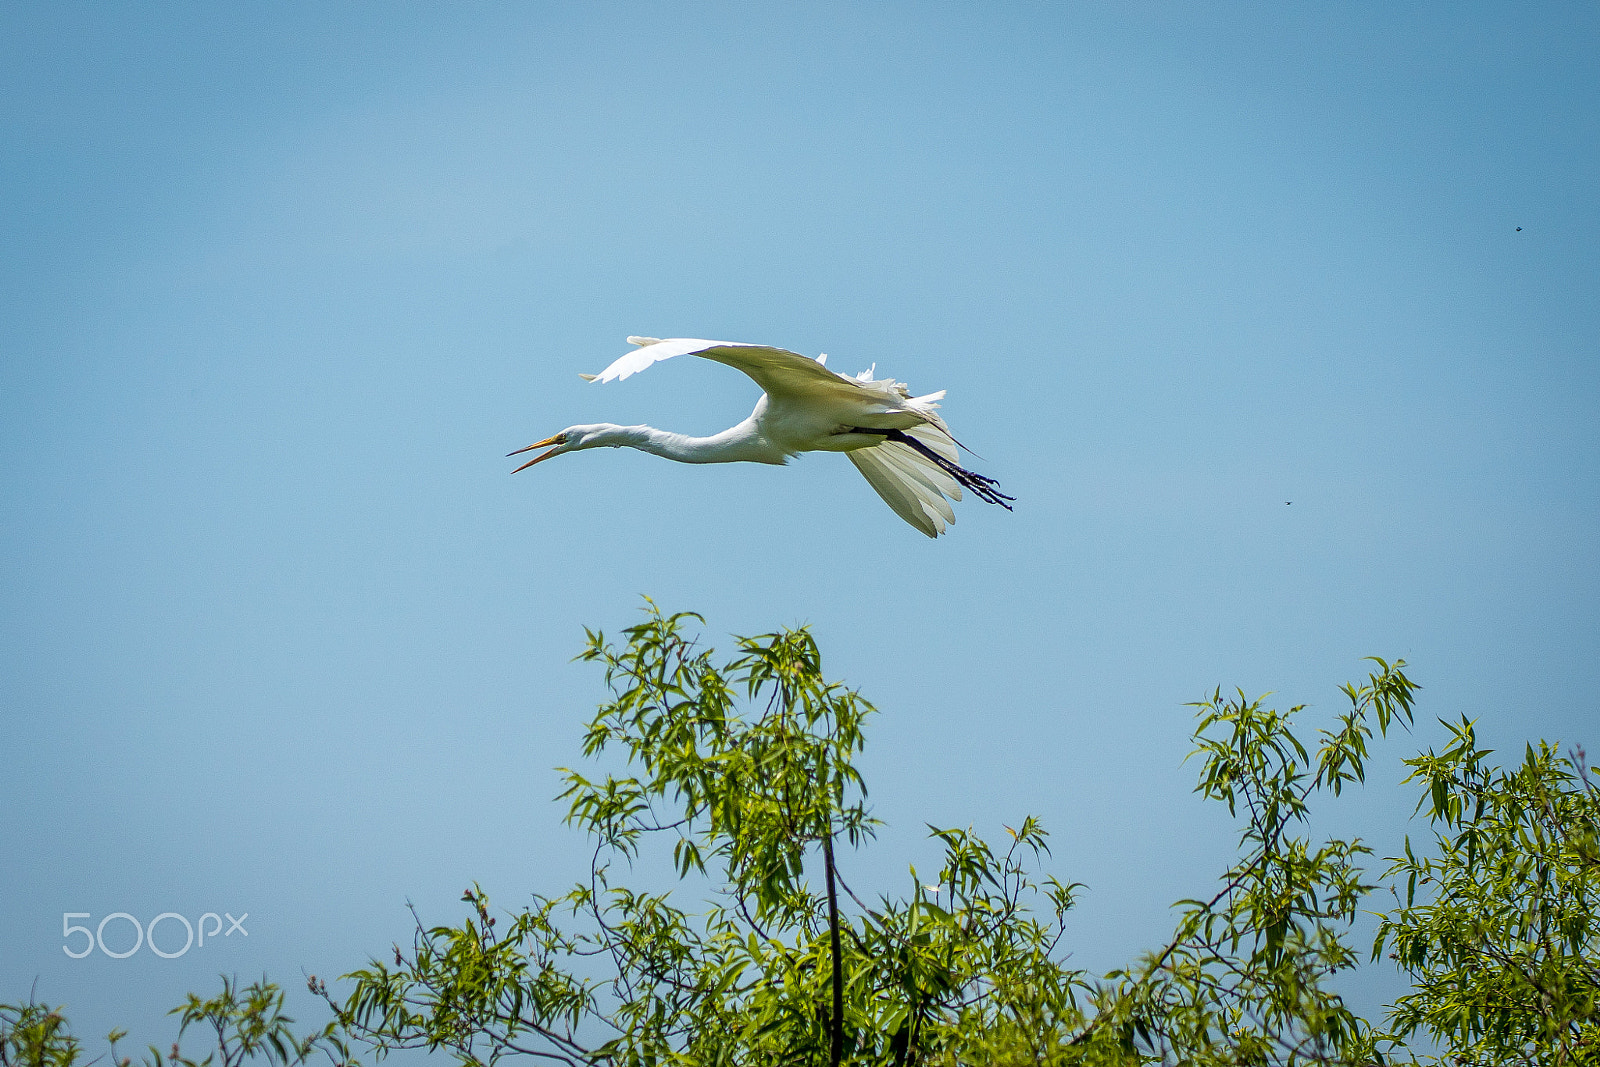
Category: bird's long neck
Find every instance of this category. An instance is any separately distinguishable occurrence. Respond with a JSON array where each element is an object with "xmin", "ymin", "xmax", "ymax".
[{"xmin": 598, "ymin": 421, "xmax": 784, "ymax": 465}]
